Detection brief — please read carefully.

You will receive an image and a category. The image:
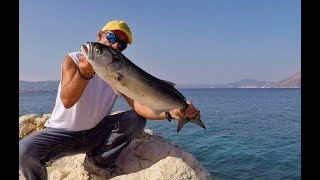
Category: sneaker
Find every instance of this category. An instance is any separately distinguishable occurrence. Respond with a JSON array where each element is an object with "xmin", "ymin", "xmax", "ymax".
[{"xmin": 83, "ymin": 156, "xmax": 116, "ymax": 178}]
